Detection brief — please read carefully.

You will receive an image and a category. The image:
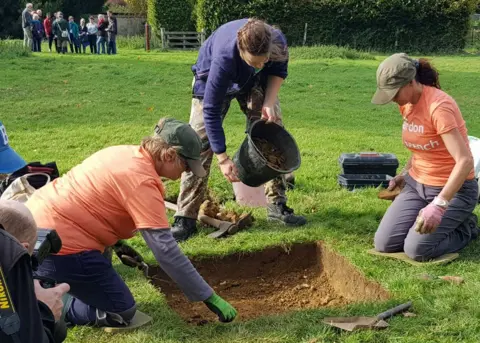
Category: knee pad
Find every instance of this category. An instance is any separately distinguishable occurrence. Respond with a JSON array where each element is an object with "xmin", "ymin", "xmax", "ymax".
[{"xmin": 95, "ymin": 304, "xmax": 137, "ymax": 327}]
